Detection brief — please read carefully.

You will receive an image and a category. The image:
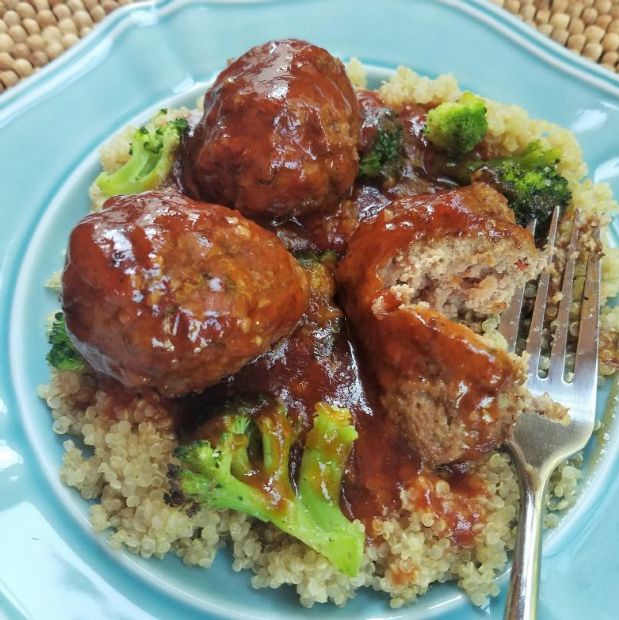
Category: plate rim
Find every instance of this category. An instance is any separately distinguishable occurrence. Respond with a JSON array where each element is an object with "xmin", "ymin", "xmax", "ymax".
[
  {"xmin": 2, "ymin": 0, "xmax": 619, "ymax": 123},
  {"xmin": 2, "ymin": 1, "xmax": 619, "ymax": 619}
]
